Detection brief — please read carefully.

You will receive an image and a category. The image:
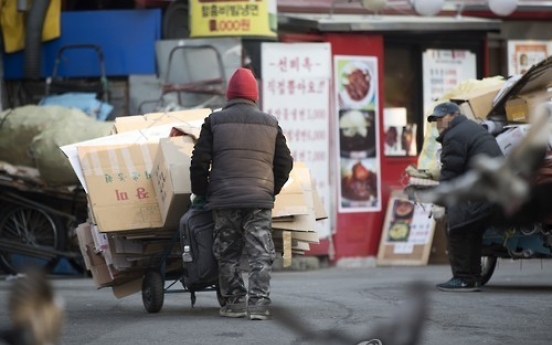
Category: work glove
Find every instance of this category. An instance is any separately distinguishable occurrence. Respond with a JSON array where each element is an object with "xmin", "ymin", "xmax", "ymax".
[
  {"xmin": 190, "ymin": 193, "xmax": 206, "ymax": 208},
  {"xmin": 430, "ymin": 205, "xmax": 446, "ymax": 221}
]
